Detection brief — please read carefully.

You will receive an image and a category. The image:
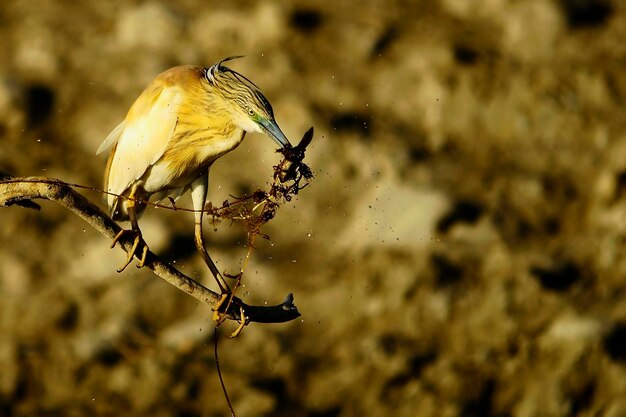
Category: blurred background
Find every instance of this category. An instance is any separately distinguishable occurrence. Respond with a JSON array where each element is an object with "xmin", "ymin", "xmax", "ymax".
[{"xmin": 1, "ymin": 0, "xmax": 626, "ymax": 416}]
